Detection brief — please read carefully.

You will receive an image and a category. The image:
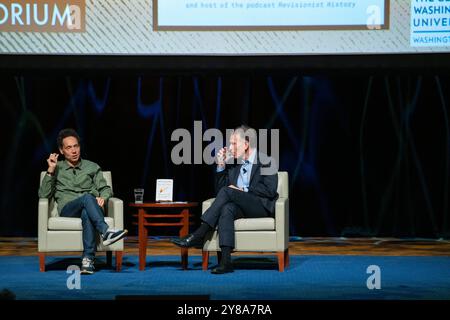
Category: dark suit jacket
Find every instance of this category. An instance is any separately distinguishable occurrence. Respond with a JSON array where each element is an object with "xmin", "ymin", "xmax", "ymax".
[{"xmin": 214, "ymin": 152, "xmax": 279, "ymax": 215}]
